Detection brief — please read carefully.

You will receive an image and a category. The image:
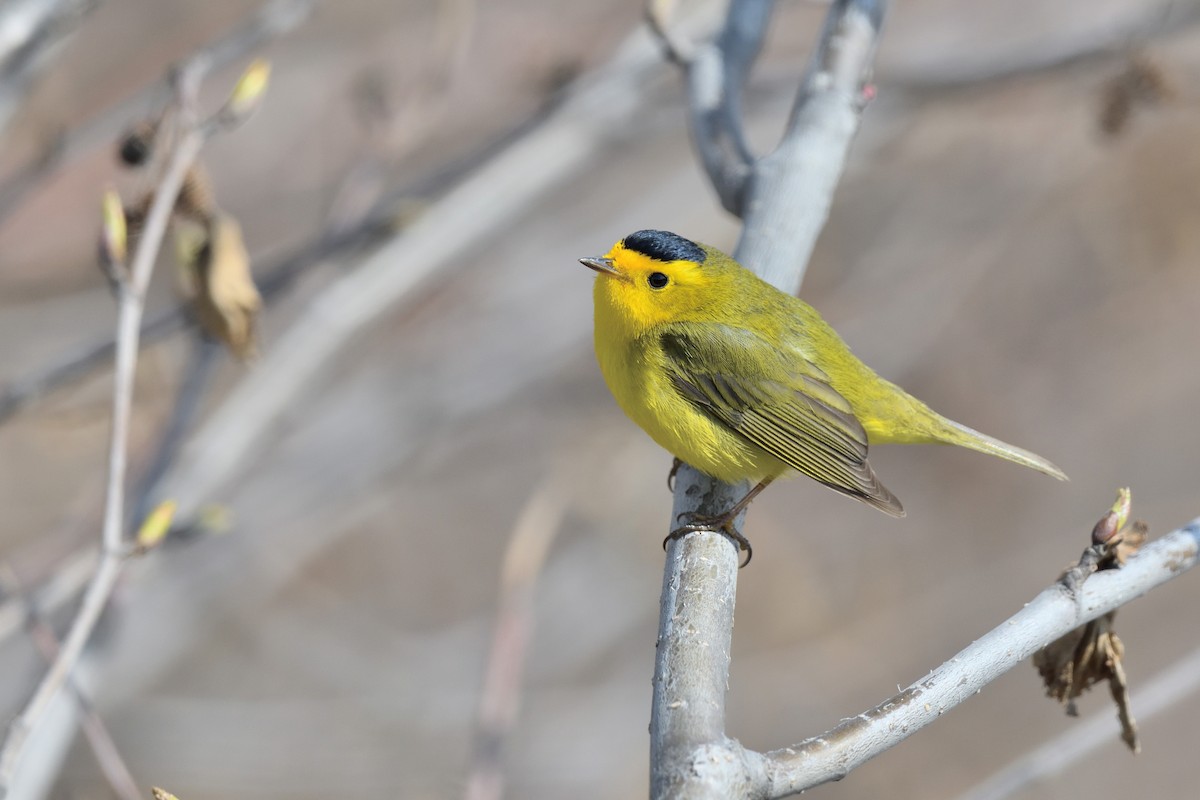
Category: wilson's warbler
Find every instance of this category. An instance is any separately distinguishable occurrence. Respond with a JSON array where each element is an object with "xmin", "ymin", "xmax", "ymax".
[{"xmin": 580, "ymin": 230, "xmax": 1066, "ymax": 564}]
